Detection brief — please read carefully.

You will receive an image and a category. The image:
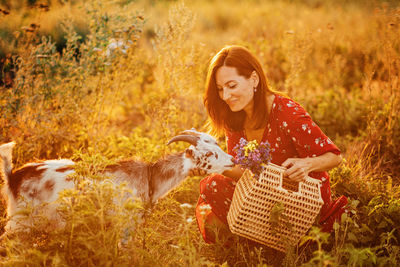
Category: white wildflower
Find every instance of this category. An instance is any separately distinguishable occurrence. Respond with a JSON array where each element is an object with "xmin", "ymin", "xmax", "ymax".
[{"xmin": 106, "ymin": 38, "xmax": 131, "ymax": 57}]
